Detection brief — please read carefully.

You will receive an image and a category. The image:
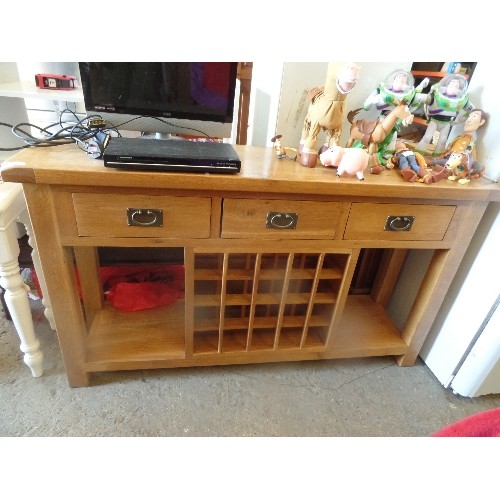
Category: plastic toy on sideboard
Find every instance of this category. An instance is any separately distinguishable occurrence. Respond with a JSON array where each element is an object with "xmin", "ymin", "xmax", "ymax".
[
  {"xmin": 415, "ymin": 74, "xmax": 471, "ymax": 156},
  {"xmin": 427, "ymin": 108, "xmax": 487, "ymax": 184},
  {"xmin": 319, "ymin": 146, "xmax": 369, "ymax": 181},
  {"xmin": 387, "ymin": 139, "xmax": 428, "ymax": 182},
  {"xmin": 346, "ymin": 101, "xmax": 414, "ymax": 173},
  {"xmin": 271, "ymin": 134, "xmax": 287, "ymax": 158},
  {"xmin": 363, "ymin": 68, "xmax": 429, "ymax": 153},
  {"xmin": 298, "ymin": 62, "xmax": 360, "ymax": 168},
  {"xmin": 270, "ymin": 134, "xmax": 297, "ymax": 161}
]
